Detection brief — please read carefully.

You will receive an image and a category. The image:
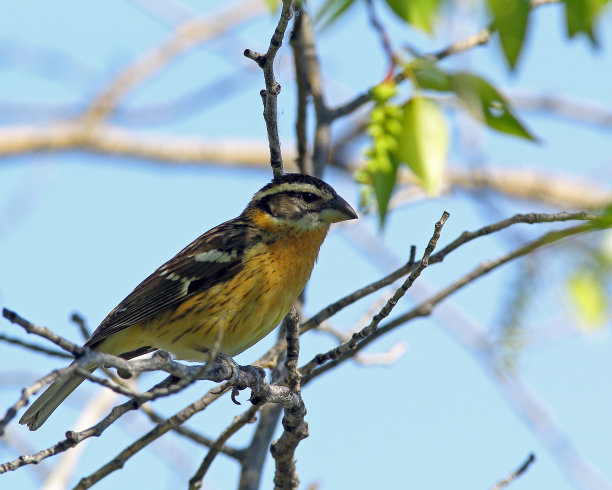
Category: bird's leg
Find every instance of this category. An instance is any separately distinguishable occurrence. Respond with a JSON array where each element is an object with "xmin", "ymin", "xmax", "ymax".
[{"xmin": 242, "ymin": 365, "xmax": 267, "ymax": 405}]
